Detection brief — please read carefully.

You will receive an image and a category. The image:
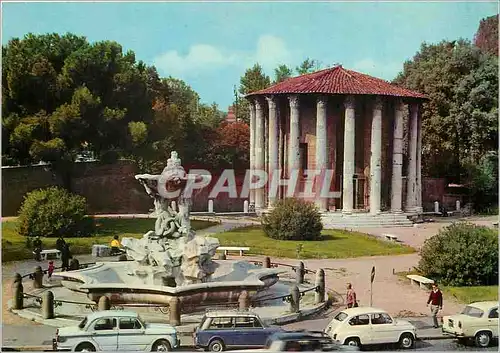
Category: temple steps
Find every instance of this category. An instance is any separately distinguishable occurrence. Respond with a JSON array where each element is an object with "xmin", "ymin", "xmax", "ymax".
[{"xmin": 321, "ymin": 212, "xmax": 414, "ymax": 229}]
